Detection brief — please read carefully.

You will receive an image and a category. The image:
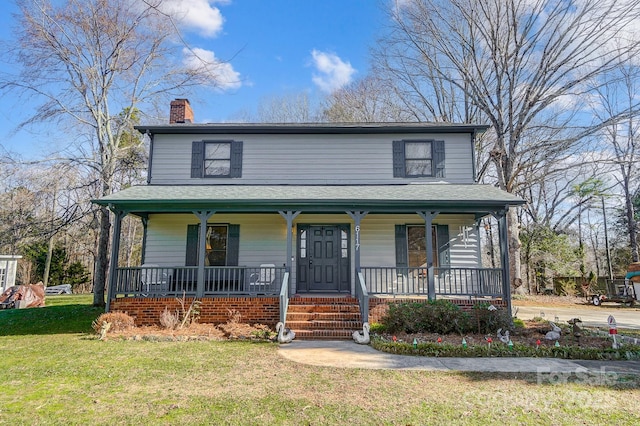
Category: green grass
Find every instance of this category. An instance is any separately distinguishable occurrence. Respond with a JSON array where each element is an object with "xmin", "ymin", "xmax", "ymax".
[{"xmin": 1, "ymin": 296, "xmax": 639, "ymax": 425}]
